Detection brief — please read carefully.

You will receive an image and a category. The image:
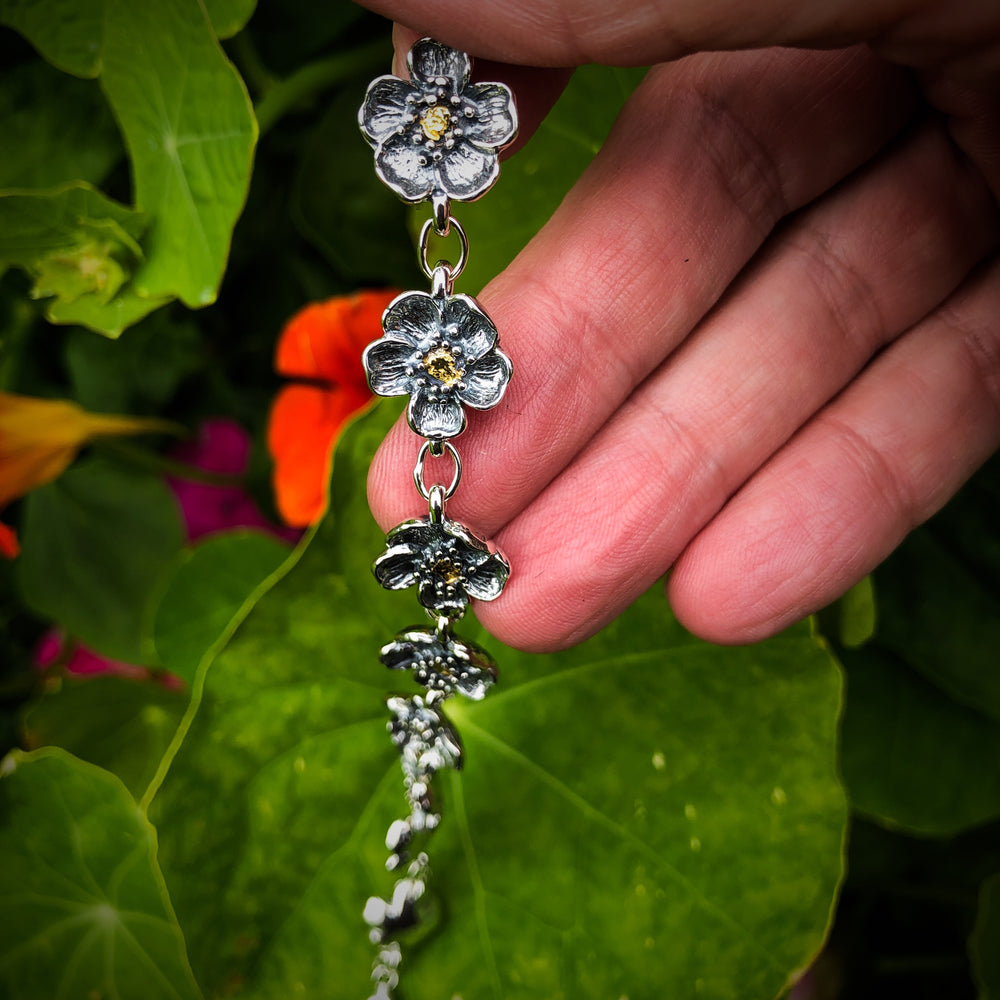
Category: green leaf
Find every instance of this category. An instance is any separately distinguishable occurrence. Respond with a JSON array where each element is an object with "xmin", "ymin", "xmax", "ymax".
[
  {"xmin": 971, "ymin": 871, "xmax": 1000, "ymax": 999},
  {"xmin": 98, "ymin": 0, "xmax": 257, "ymax": 306},
  {"xmin": 45, "ymin": 284, "xmax": 169, "ymax": 336},
  {"xmin": 421, "ymin": 64, "xmax": 647, "ymax": 293},
  {"xmin": 870, "ymin": 457, "xmax": 1000, "ymax": 722},
  {"xmin": 154, "ymin": 529, "xmax": 295, "ymax": 685},
  {"xmin": 0, "ymin": 60, "xmax": 122, "ymax": 188},
  {"xmin": 203, "ymin": 0, "xmax": 256, "ymax": 39},
  {"xmin": 0, "ymin": 182, "xmax": 158, "ymax": 333},
  {"xmin": 65, "ymin": 308, "xmax": 205, "ymax": 415},
  {"xmin": 17, "ymin": 456, "xmax": 185, "ymax": 664},
  {"xmin": 150, "ymin": 403, "xmax": 847, "ymax": 1000},
  {"xmin": 836, "ymin": 574, "xmax": 877, "ymax": 649},
  {"xmin": 0, "ymin": 0, "xmax": 105, "ymax": 77},
  {"xmin": 0, "ymin": 747, "xmax": 202, "ymax": 1000},
  {"xmin": 1, "ymin": 0, "xmax": 258, "ymax": 315},
  {"xmin": 834, "ymin": 457, "xmax": 1000, "ymax": 837},
  {"xmin": 839, "ymin": 647, "xmax": 1000, "ymax": 836},
  {"xmin": 21, "ymin": 675, "xmax": 187, "ymax": 800}
]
